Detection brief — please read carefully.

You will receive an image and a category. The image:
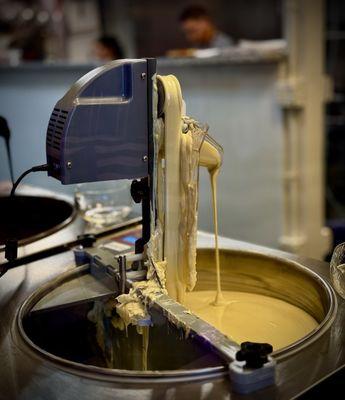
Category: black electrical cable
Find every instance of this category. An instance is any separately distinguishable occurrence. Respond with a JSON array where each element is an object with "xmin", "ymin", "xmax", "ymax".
[
  {"xmin": 0, "ymin": 116, "xmax": 14, "ymax": 184},
  {"xmin": 10, "ymin": 163, "xmax": 49, "ymax": 197},
  {"xmin": 3, "ymin": 163, "xmax": 50, "ymax": 271}
]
